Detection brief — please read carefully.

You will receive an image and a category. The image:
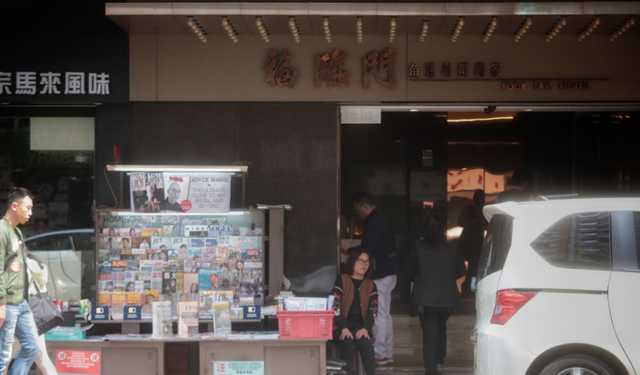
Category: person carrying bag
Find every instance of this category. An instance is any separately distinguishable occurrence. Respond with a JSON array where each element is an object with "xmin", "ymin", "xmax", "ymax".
[{"xmin": 7, "ymin": 254, "xmax": 60, "ymax": 375}]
